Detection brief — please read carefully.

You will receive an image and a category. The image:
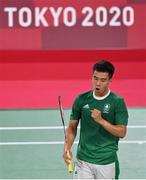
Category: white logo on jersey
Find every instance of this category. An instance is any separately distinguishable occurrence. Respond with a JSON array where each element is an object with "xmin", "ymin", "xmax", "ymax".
[
  {"xmin": 83, "ymin": 104, "xmax": 89, "ymax": 109},
  {"xmin": 103, "ymin": 103, "xmax": 110, "ymax": 113}
]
